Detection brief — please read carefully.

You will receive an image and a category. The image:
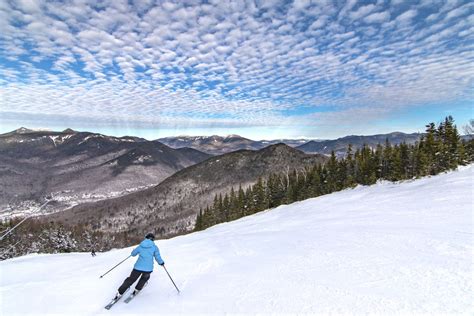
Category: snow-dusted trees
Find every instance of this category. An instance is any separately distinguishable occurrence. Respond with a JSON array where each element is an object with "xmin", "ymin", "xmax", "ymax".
[{"xmin": 0, "ymin": 219, "xmax": 130, "ymax": 260}]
